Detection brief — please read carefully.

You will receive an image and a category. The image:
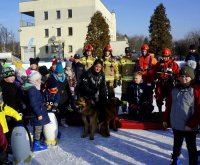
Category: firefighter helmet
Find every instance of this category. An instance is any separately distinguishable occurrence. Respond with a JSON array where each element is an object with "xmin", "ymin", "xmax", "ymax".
[
  {"xmin": 141, "ymin": 44, "xmax": 149, "ymax": 51},
  {"xmin": 84, "ymin": 44, "xmax": 93, "ymax": 51},
  {"xmin": 103, "ymin": 44, "xmax": 112, "ymax": 53},
  {"xmin": 125, "ymin": 47, "xmax": 131, "ymax": 54},
  {"xmin": 162, "ymin": 48, "xmax": 171, "ymax": 57}
]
